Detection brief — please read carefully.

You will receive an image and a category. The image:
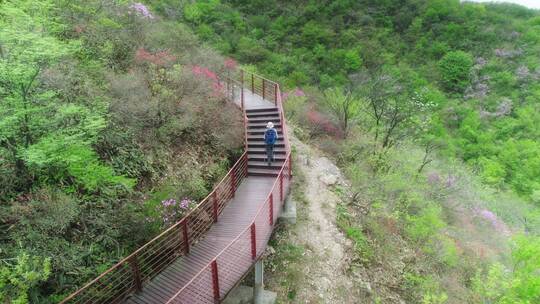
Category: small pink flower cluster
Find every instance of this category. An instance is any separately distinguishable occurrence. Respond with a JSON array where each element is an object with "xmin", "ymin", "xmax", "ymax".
[
  {"xmin": 192, "ymin": 65, "xmax": 224, "ymax": 97},
  {"xmin": 135, "ymin": 48, "xmax": 175, "ymax": 66},
  {"xmin": 153, "ymin": 198, "xmax": 194, "ymax": 227},
  {"xmin": 282, "ymin": 88, "xmax": 306, "ymax": 101},
  {"xmin": 474, "ymin": 208, "xmax": 511, "ymax": 236},
  {"xmin": 129, "ymin": 2, "xmax": 154, "ymax": 19},
  {"xmin": 224, "ymin": 58, "xmax": 237, "ymax": 70},
  {"xmin": 306, "ymin": 109, "xmax": 343, "ymax": 138},
  {"xmin": 192, "ymin": 65, "xmax": 218, "ymax": 80}
]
